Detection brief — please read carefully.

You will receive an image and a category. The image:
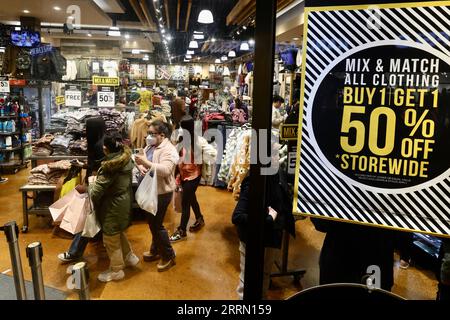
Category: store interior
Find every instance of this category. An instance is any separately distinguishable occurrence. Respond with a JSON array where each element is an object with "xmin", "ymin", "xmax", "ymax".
[{"xmin": 0, "ymin": 0, "xmax": 444, "ymax": 300}]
